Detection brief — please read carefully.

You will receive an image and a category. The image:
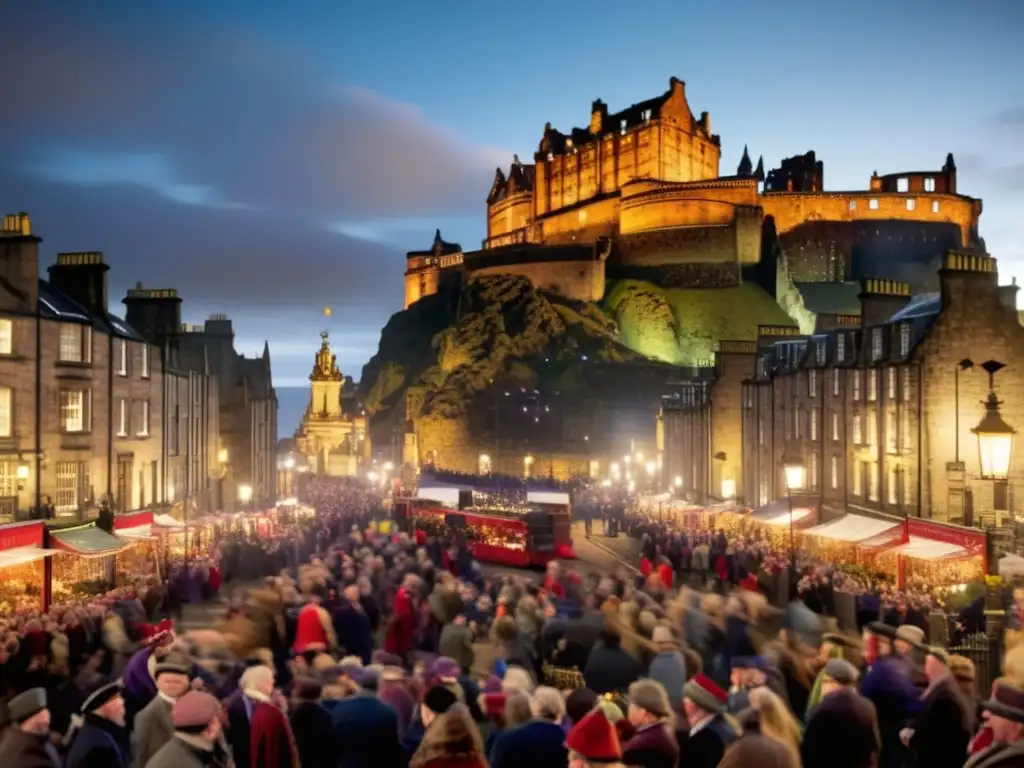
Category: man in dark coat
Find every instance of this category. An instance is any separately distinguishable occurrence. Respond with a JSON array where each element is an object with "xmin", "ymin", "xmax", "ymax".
[
  {"xmin": 0, "ymin": 688, "xmax": 61, "ymax": 767},
  {"xmin": 622, "ymin": 679, "xmax": 680, "ymax": 768},
  {"xmin": 490, "ymin": 686, "xmax": 568, "ymax": 768},
  {"xmin": 860, "ymin": 621, "xmax": 921, "ymax": 768},
  {"xmin": 64, "ymin": 680, "xmax": 131, "ymax": 768},
  {"xmin": 331, "ymin": 672, "xmax": 408, "ymax": 767},
  {"xmin": 583, "ymin": 627, "xmax": 642, "ymax": 695},
  {"xmin": 288, "ymin": 677, "xmax": 334, "ymax": 768},
  {"xmin": 679, "ymin": 674, "xmax": 736, "ymax": 768},
  {"xmin": 332, "ymin": 585, "xmax": 374, "ymax": 664},
  {"xmin": 906, "ymin": 648, "xmax": 974, "ymax": 768},
  {"xmin": 803, "ymin": 658, "xmax": 880, "ymax": 768}
]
